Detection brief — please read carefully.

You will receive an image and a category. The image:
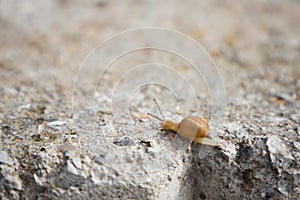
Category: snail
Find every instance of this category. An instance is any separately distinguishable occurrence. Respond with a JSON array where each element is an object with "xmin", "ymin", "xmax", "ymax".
[{"xmin": 148, "ymin": 98, "xmax": 221, "ymax": 147}]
